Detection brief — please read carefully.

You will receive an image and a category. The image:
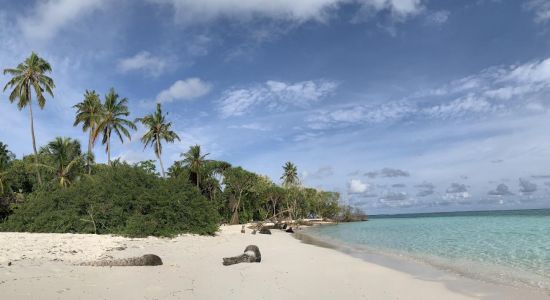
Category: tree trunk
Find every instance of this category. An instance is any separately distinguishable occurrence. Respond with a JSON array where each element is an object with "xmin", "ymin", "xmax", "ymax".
[
  {"xmin": 155, "ymin": 137, "xmax": 165, "ymax": 177},
  {"xmin": 107, "ymin": 130, "xmax": 111, "ymax": 166},
  {"xmin": 157, "ymin": 153, "xmax": 165, "ymax": 178},
  {"xmin": 28, "ymin": 101, "xmax": 42, "ymax": 185},
  {"xmin": 196, "ymin": 170, "xmax": 200, "ymax": 189},
  {"xmin": 230, "ymin": 192, "xmax": 242, "ymax": 225},
  {"xmin": 87, "ymin": 128, "xmax": 93, "ymax": 174}
]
